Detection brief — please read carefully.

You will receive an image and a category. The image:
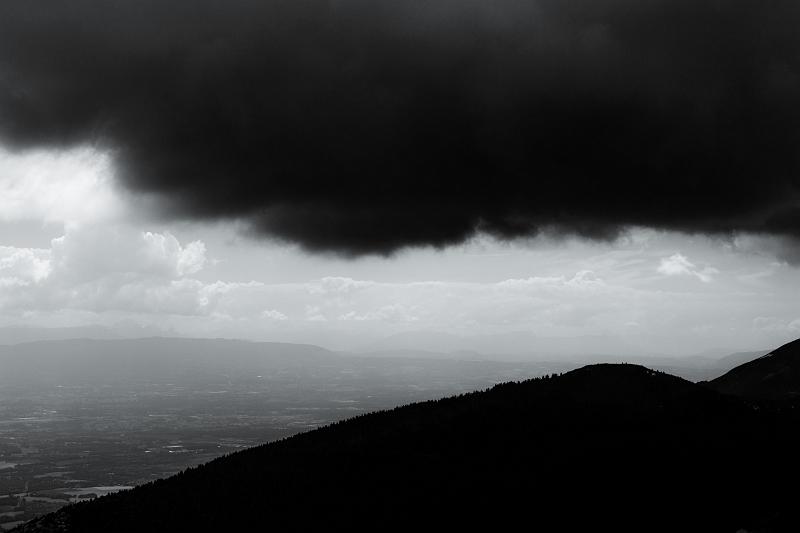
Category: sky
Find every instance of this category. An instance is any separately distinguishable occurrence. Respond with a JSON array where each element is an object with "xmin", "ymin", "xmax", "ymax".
[{"xmin": 1, "ymin": 1, "xmax": 799, "ymax": 357}]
